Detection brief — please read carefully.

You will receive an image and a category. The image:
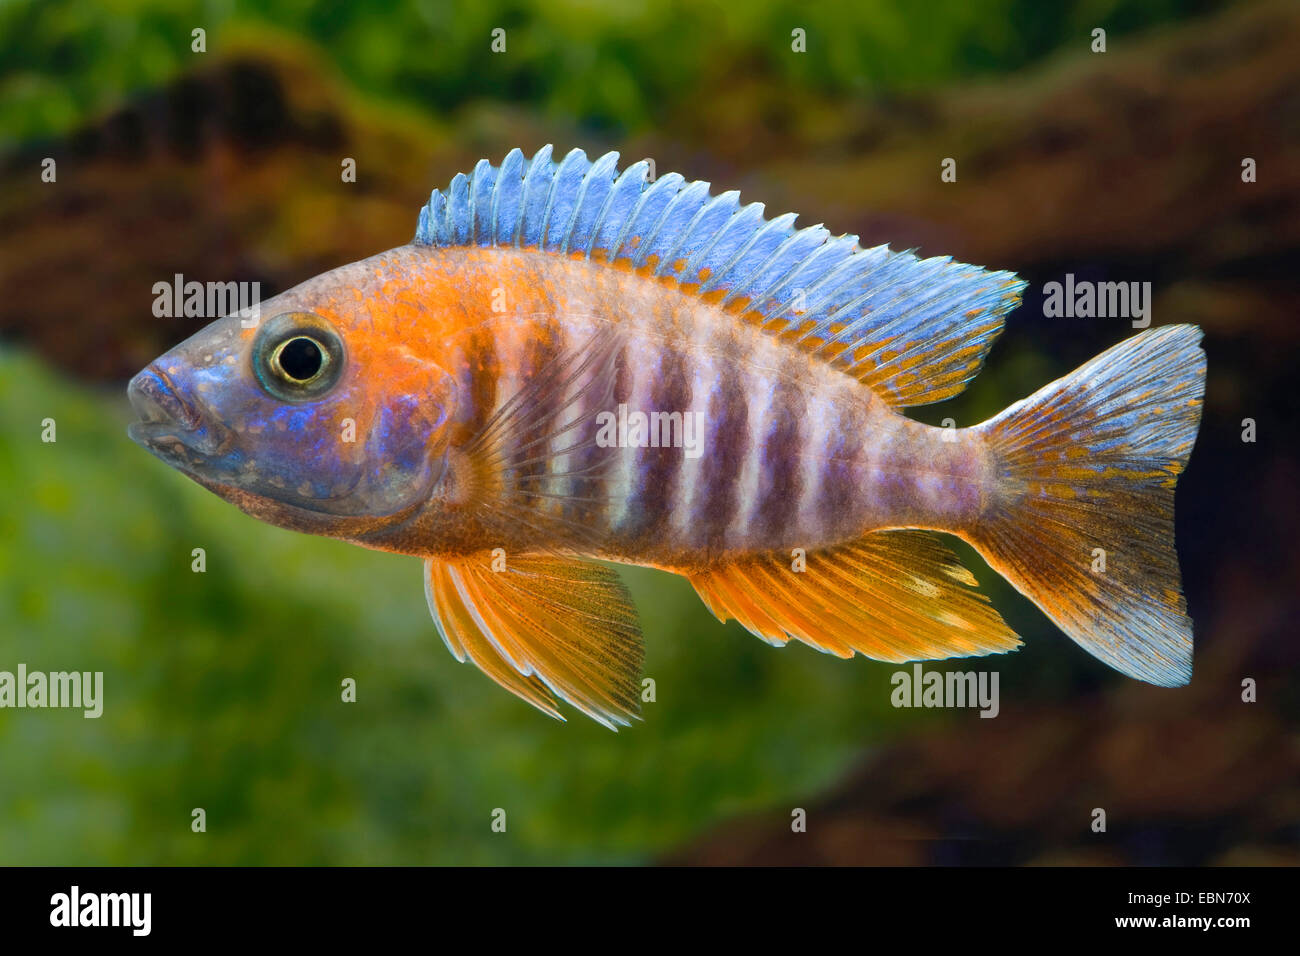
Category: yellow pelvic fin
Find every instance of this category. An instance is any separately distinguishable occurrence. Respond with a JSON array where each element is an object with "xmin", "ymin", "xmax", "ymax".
[
  {"xmin": 424, "ymin": 554, "xmax": 643, "ymax": 729},
  {"xmin": 689, "ymin": 530, "xmax": 1021, "ymax": 662}
]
